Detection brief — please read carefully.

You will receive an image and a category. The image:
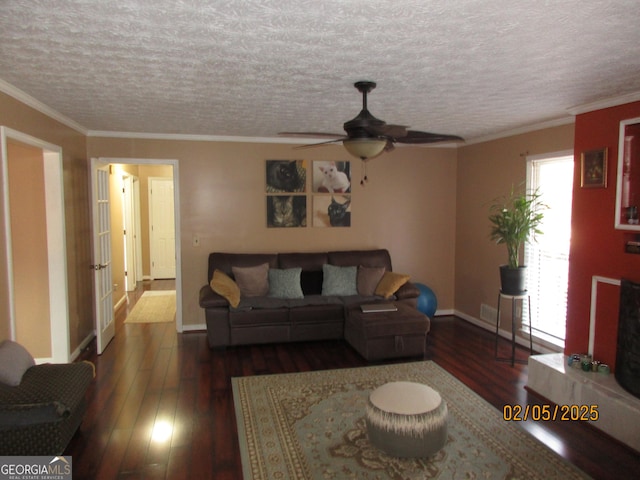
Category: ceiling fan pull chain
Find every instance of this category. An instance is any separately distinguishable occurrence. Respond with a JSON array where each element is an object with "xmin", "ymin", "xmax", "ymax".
[{"xmin": 360, "ymin": 160, "xmax": 368, "ymax": 185}]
